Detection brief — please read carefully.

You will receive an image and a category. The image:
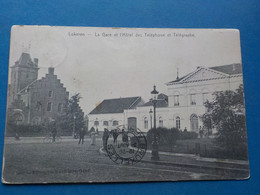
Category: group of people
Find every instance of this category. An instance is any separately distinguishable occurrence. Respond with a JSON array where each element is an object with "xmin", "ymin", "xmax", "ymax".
[
  {"xmin": 78, "ymin": 126, "xmax": 99, "ymax": 145},
  {"xmin": 102, "ymin": 128, "xmax": 129, "ymax": 151},
  {"xmin": 48, "ymin": 122, "xmax": 129, "ymax": 147}
]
